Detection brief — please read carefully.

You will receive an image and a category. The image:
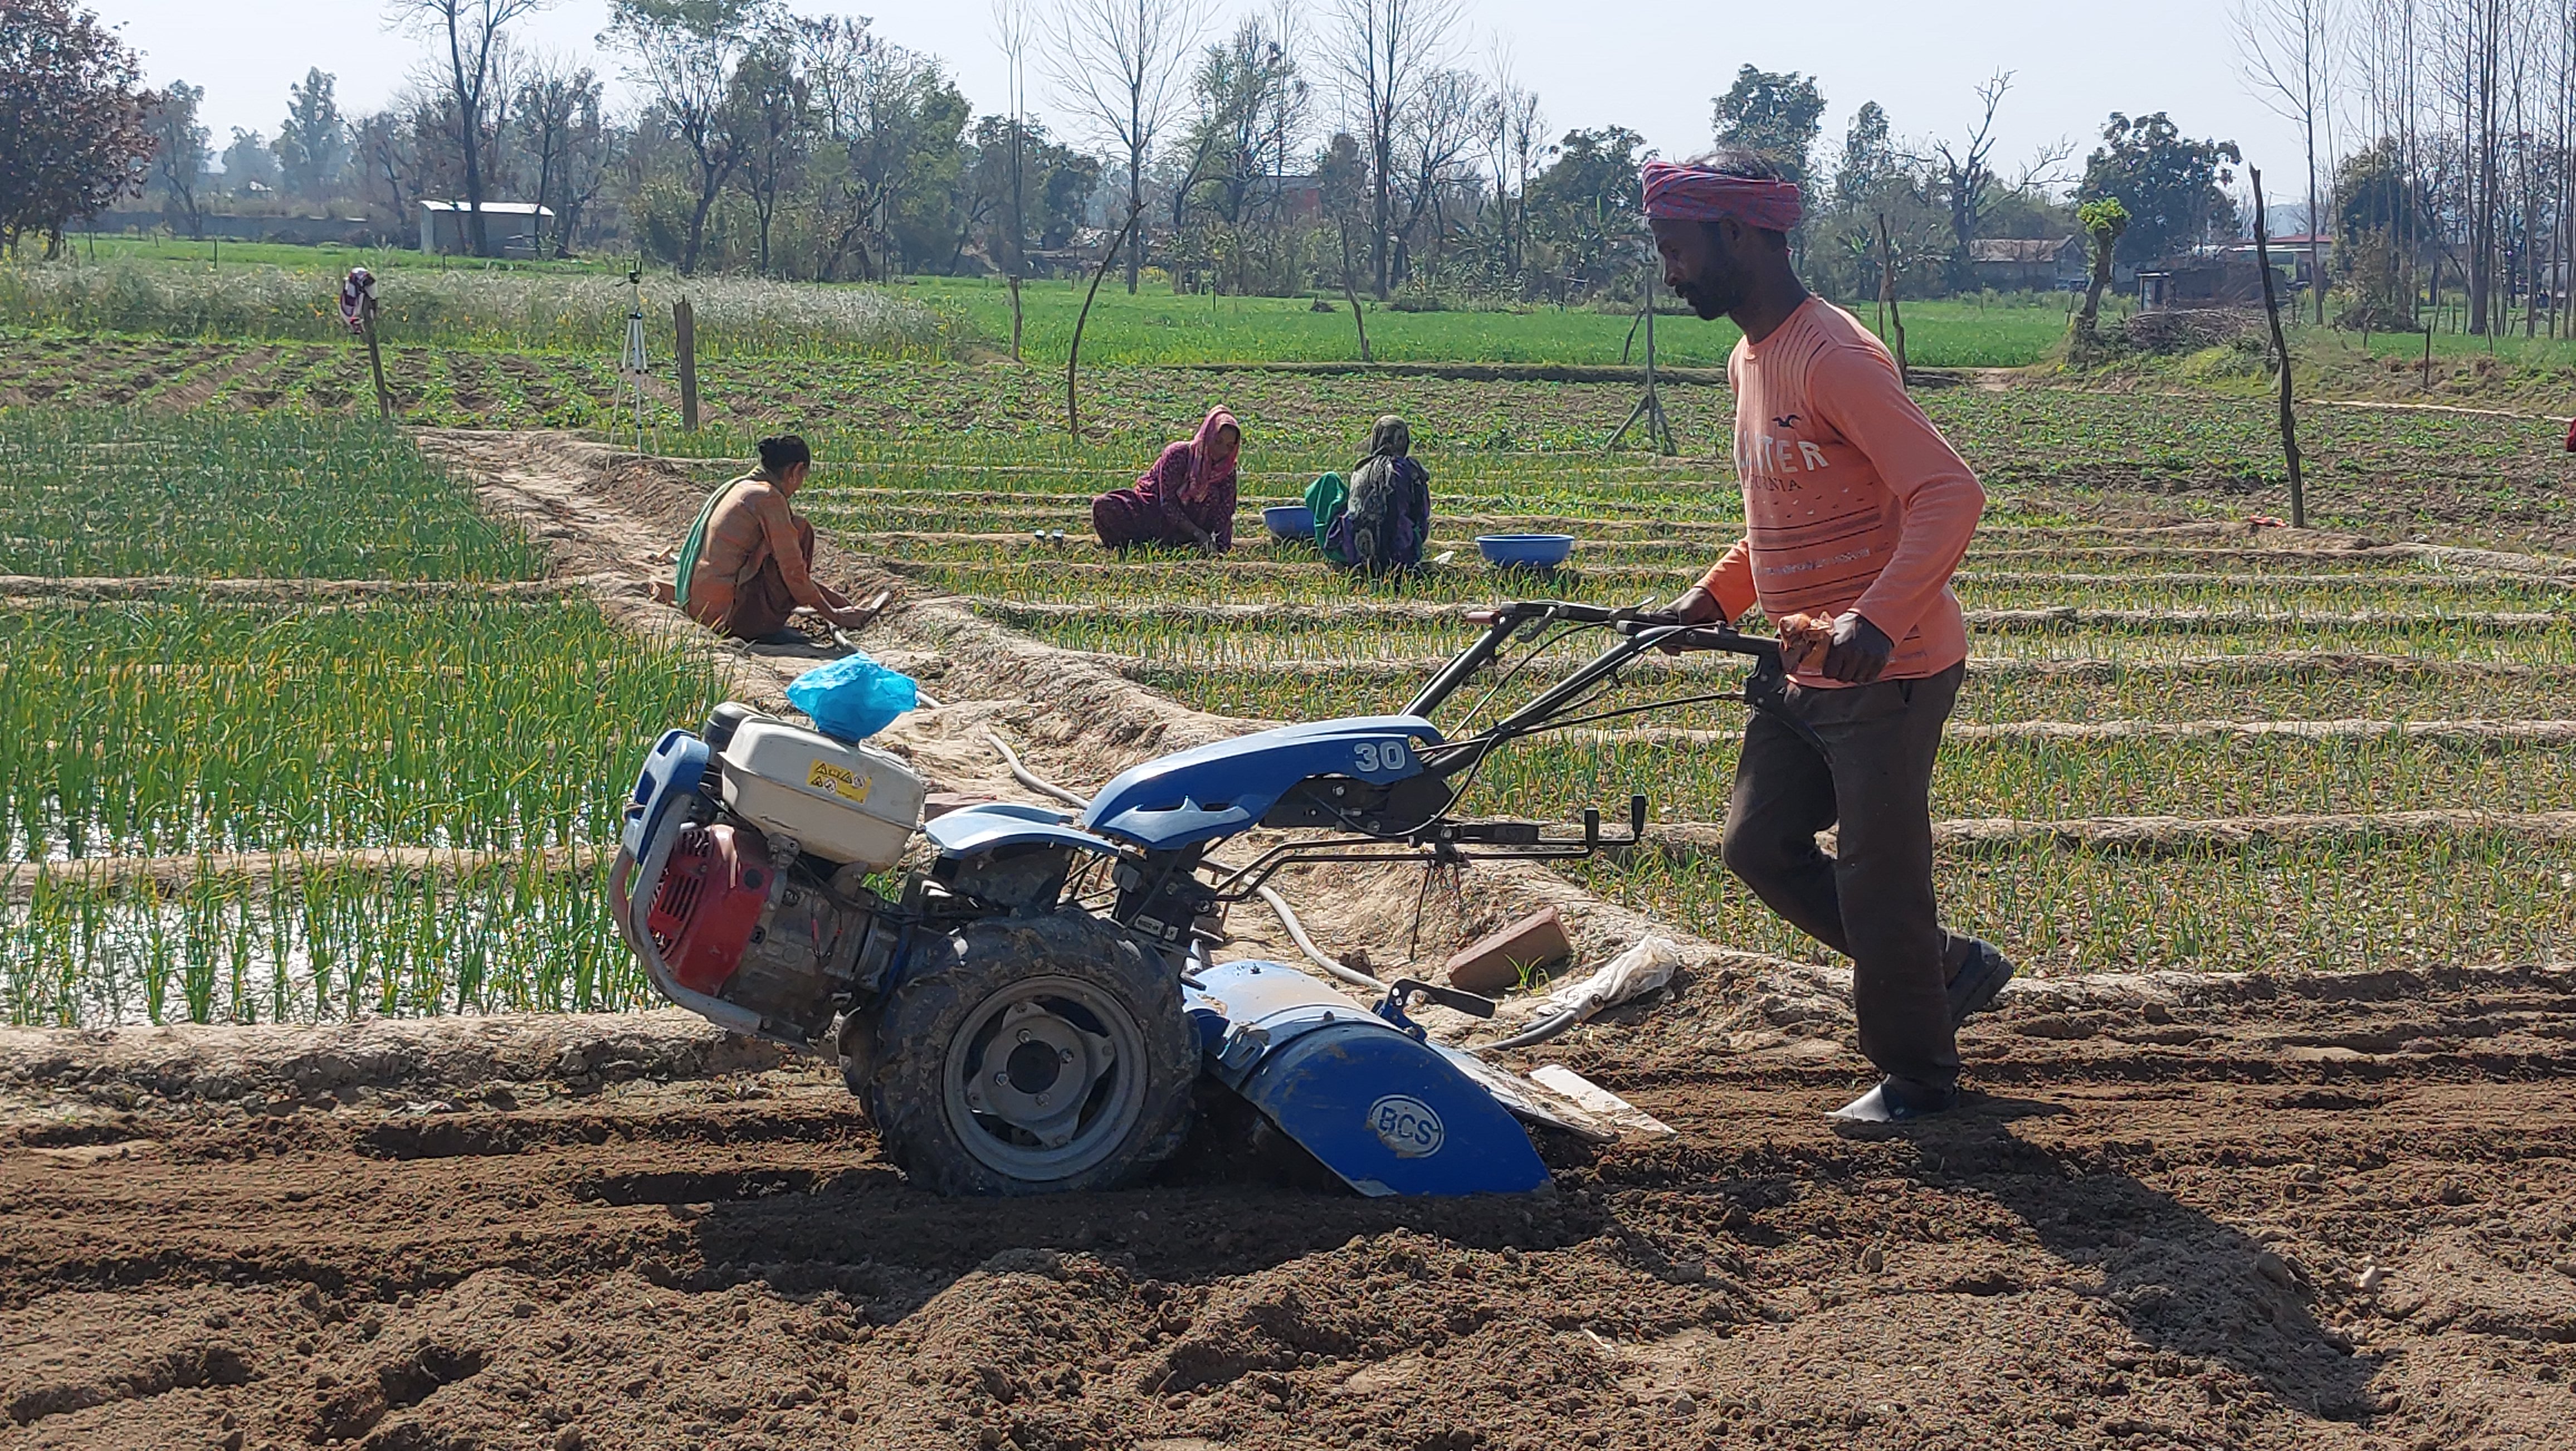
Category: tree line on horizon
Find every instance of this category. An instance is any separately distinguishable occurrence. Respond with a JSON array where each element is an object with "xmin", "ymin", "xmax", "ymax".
[{"xmin": 4, "ymin": 0, "xmax": 2513, "ymax": 332}]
